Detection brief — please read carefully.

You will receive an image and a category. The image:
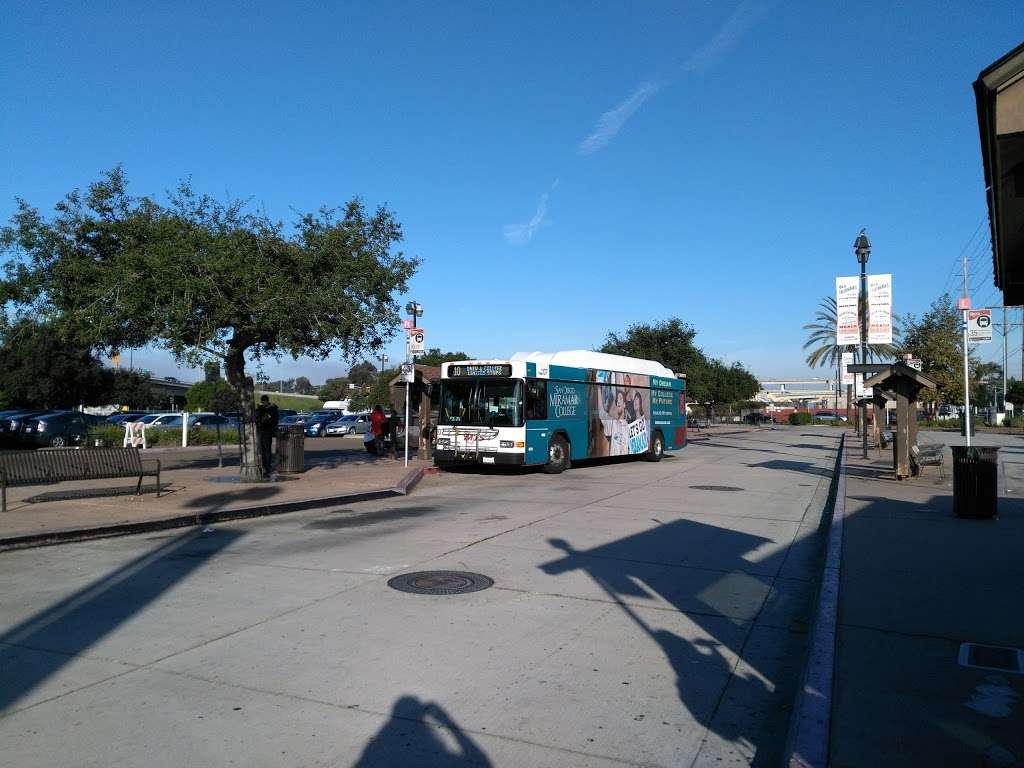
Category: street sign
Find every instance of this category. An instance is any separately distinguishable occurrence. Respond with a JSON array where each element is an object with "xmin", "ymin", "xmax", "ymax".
[
  {"xmin": 968, "ymin": 309, "xmax": 993, "ymax": 343},
  {"xmin": 905, "ymin": 358, "xmax": 923, "ymax": 371},
  {"xmin": 401, "ymin": 362, "xmax": 415, "ymax": 383},
  {"xmin": 408, "ymin": 330, "xmax": 425, "ymax": 354},
  {"xmin": 402, "ymin": 318, "xmax": 414, "ymax": 330}
]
